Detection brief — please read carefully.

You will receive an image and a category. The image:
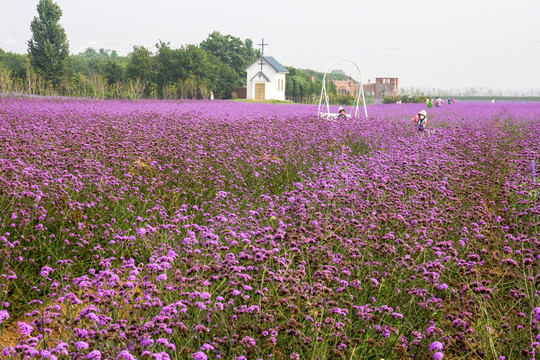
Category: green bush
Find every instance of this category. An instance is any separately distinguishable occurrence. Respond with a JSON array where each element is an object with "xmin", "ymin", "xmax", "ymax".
[{"xmin": 383, "ymin": 95, "xmax": 427, "ymax": 104}]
